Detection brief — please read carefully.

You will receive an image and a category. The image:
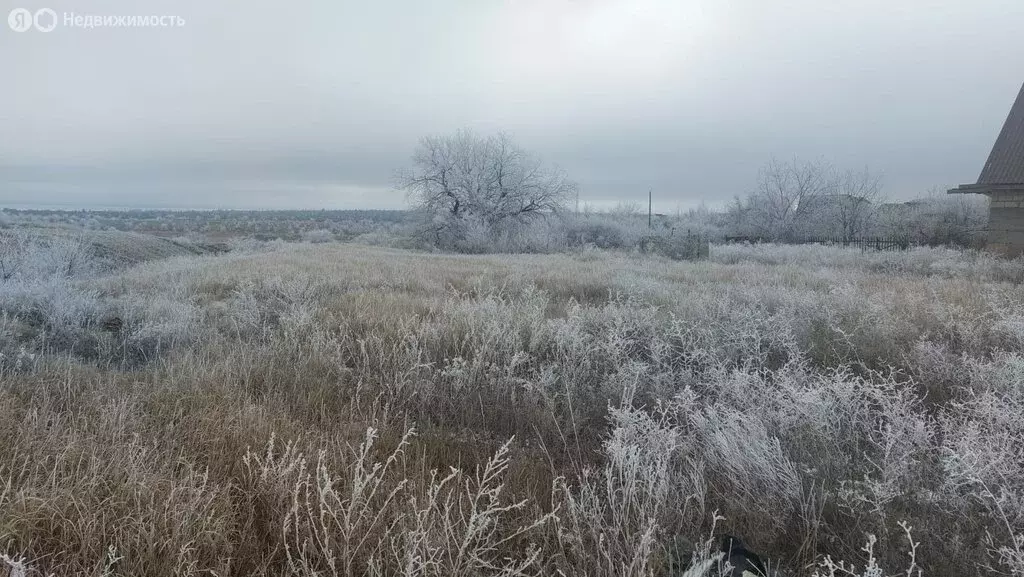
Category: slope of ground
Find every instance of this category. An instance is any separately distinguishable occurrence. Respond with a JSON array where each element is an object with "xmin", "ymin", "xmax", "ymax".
[{"xmin": 0, "ymin": 226, "xmax": 223, "ymax": 270}]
